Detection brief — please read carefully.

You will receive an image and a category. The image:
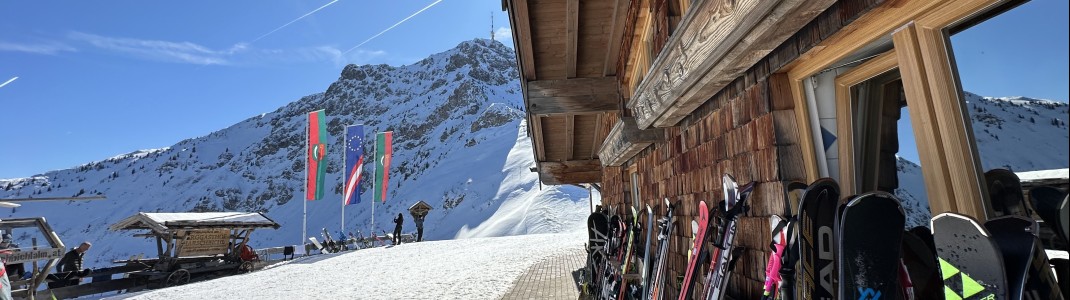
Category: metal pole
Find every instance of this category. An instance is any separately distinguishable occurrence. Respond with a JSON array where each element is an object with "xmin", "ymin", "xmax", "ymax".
[
  {"xmin": 342, "ymin": 126, "xmax": 347, "ymax": 233},
  {"xmin": 303, "ymin": 116, "xmax": 308, "ymax": 250},
  {"xmin": 30, "ymin": 238, "xmax": 37, "ymax": 300},
  {"xmin": 371, "ymin": 141, "xmax": 376, "ymax": 236}
]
